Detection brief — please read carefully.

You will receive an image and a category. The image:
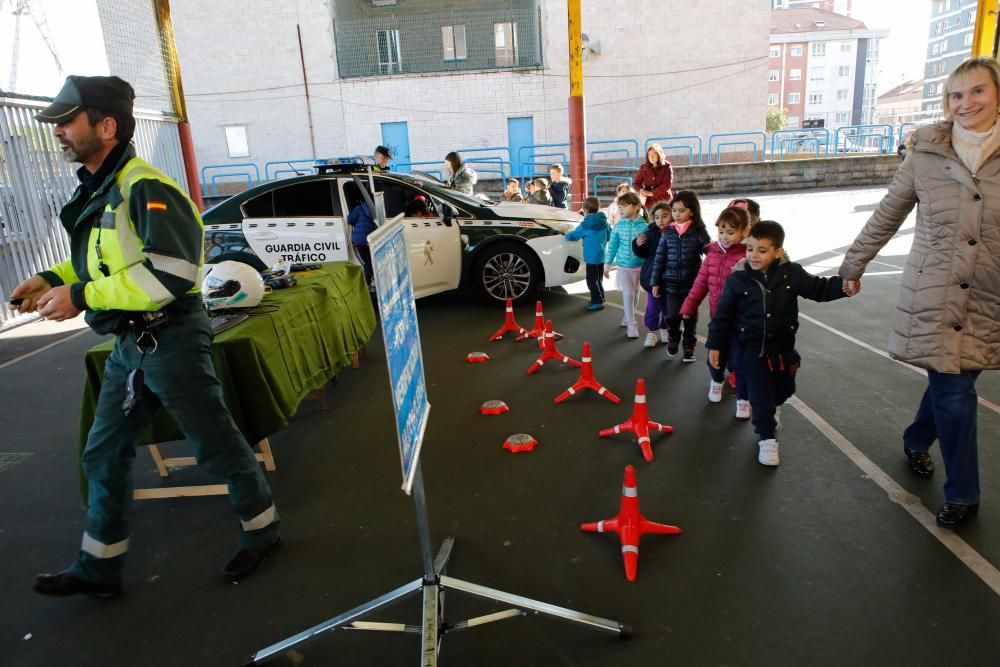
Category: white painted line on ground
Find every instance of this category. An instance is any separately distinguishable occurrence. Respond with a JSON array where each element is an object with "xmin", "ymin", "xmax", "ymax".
[
  {"xmin": 0, "ymin": 329, "xmax": 90, "ymax": 371},
  {"xmin": 799, "ymin": 313, "xmax": 1000, "ymax": 417},
  {"xmin": 574, "ymin": 293, "xmax": 999, "ymax": 595},
  {"xmin": 789, "ymin": 396, "xmax": 1000, "ymax": 596}
]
